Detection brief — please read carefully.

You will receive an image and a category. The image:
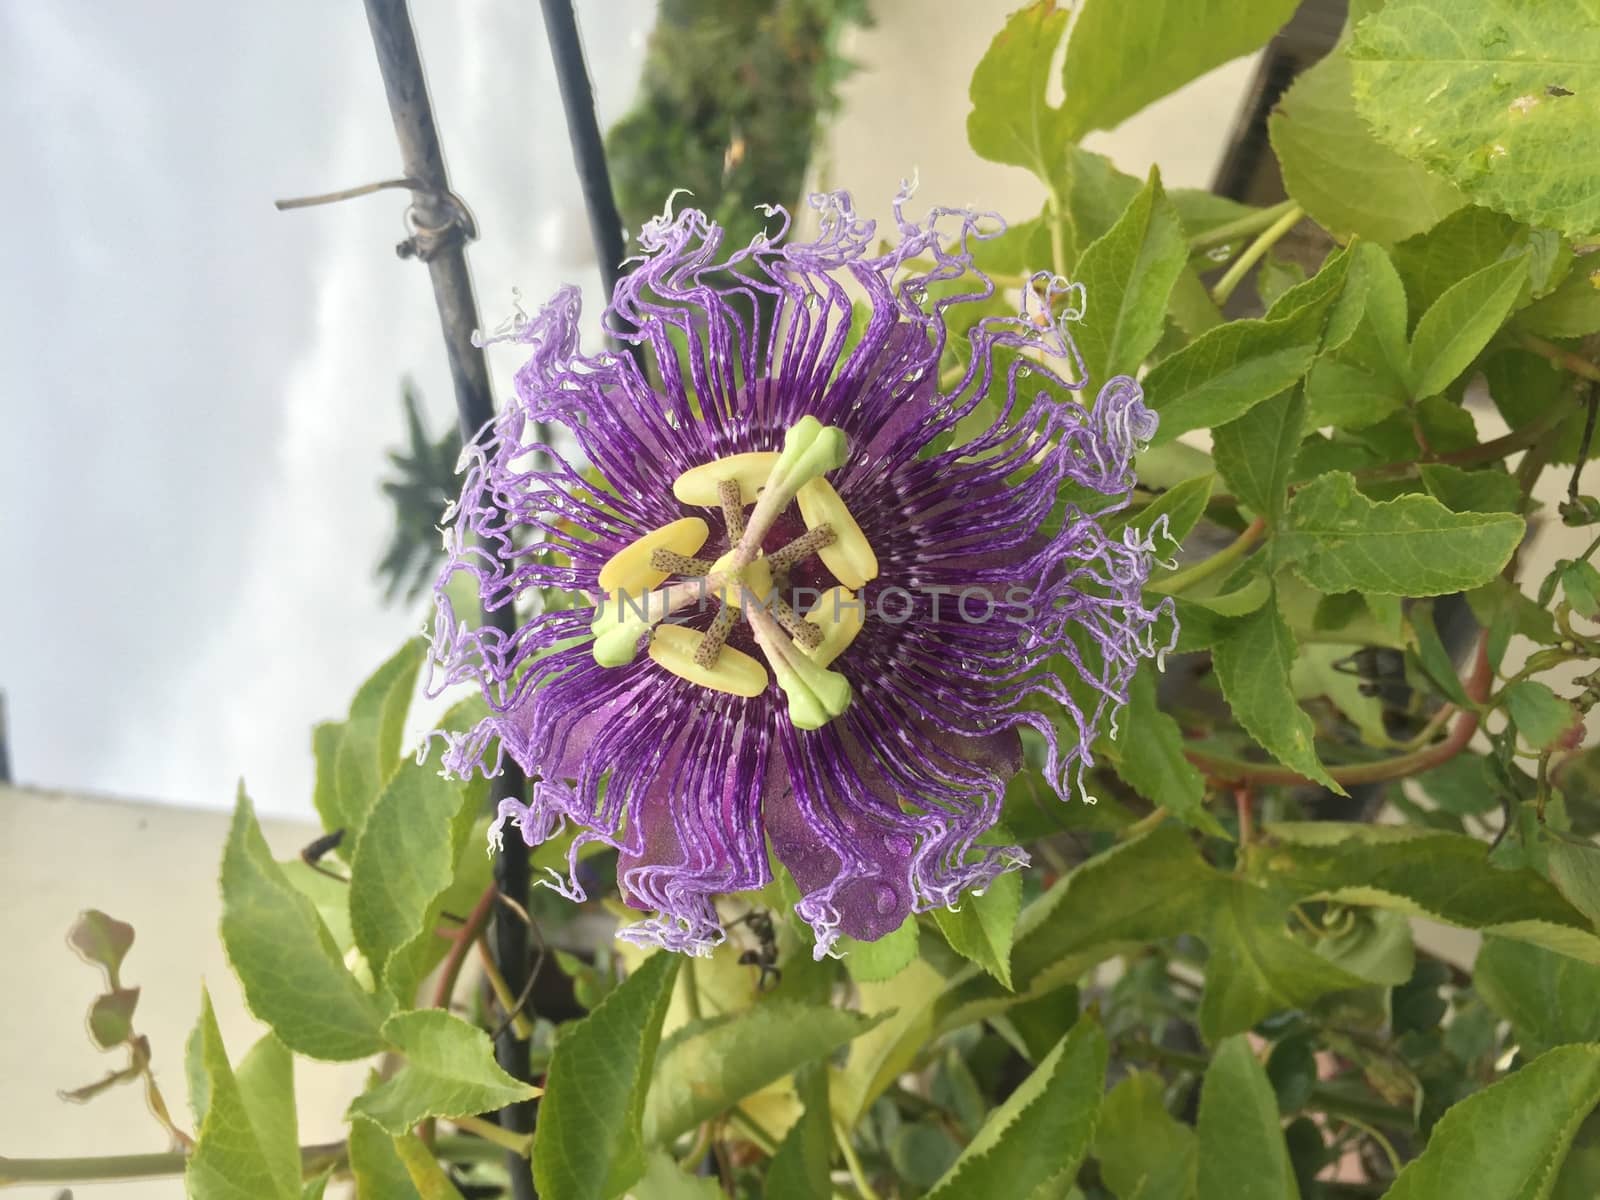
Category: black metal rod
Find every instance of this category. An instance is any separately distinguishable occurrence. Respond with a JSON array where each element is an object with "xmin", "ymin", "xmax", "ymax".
[
  {"xmin": 359, "ymin": 4, "xmax": 536, "ymax": 1197},
  {"xmin": 539, "ymin": 0, "xmax": 630, "ymax": 301}
]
